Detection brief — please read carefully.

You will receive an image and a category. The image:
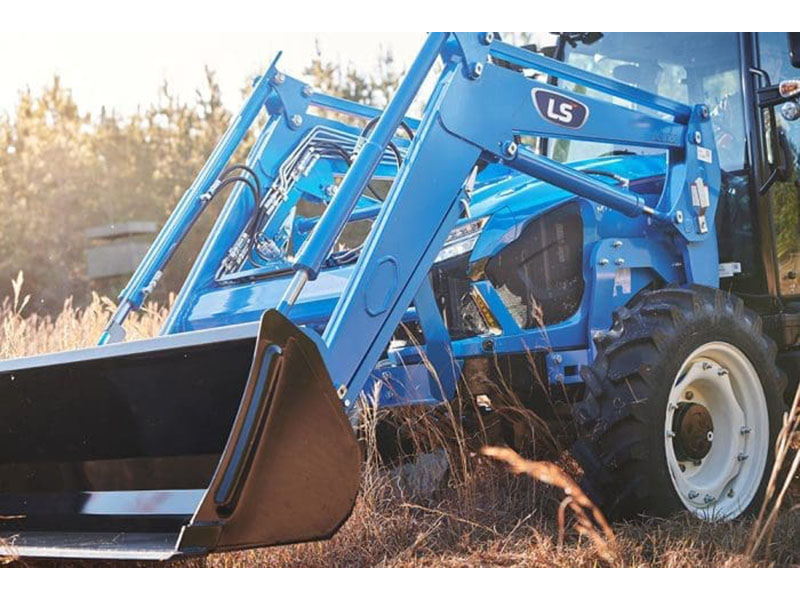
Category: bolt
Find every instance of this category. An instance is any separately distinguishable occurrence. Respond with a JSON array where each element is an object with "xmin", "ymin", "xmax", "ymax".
[
  {"xmin": 598, "ymin": 258, "xmax": 609, "ymax": 266},
  {"xmin": 290, "ymin": 114, "xmax": 303, "ymax": 128},
  {"xmin": 553, "ymin": 354, "xmax": 563, "ymax": 364},
  {"xmin": 699, "ymin": 104, "xmax": 710, "ymax": 120},
  {"xmin": 611, "ymin": 240, "xmax": 623, "ymax": 249},
  {"xmin": 482, "ymin": 338, "xmax": 495, "ymax": 353},
  {"xmin": 706, "ymin": 431, "xmax": 714, "ymax": 442},
  {"xmin": 302, "ymin": 85, "xmax": 313, "ymax": 98},
  {"xmin": 688, "ymin": 491, "xmax": 700, "ymax": 499},
  {"xmin": 740, "ymin": 426, "xmax": 752, "ymax": 435},
  {"xmin": 481, "ymin": 32, "xmax": 495, "ymax": 45},
  {"xmin": 703, "ymin": 494, "xmax": 716, "ymax": 504},
  {"xmin": 675, "ymin": 210, "xmax": 684, "ymax": 224},
  {"xmin": 325, "ymin": 185, "xmax": 337, "ymax": 197},
  {"xmin": 272, "ymin": 72, "xmax": 286, "ymax": 85},
  {"xmin": 693, "ymin": 130, "xmax": 702, "ymax": 144},
  {"xmin": 685, "ymin": 390, "xmax": 694, "ymax": 400},
  {"xmin": 781, "ymin": 100, "xmax": 800, "ymax": 122},
  {"xmin": 615, "ymin": 258, "xmax": 625, "ymax": 266},
  {"xmin": 337, "ymin": 384, "xmax": 348, "ymax": 399},
  {"xmin": 503, "ymin": 141, "xmax": 518, "ymax": 158},
  {"xmin": 737, "ymin": 453, "xmax": 749, "ymax": 462},
  {"xmin": 727, "ymin": 488, "xmax": 735, "ymax": 498},
  {"xmin": 470, "ymin": 62, "xmax": 484, "ymax": 79}
]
